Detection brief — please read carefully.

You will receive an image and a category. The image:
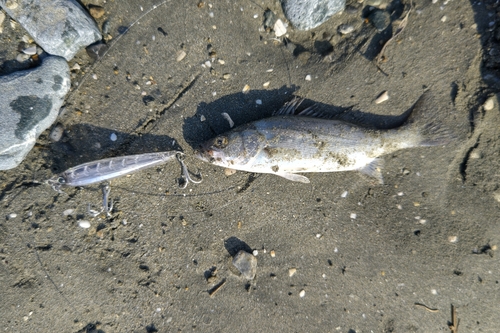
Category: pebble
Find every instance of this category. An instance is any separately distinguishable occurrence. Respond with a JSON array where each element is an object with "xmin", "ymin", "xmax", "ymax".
[
  {"xmin": 224, "ymin": 168, "xmax": 237, "ymax": 176},
  {"xmin": 281, "ymin": 0, "xmax": 345, "ymax": 31},
  {"xmin": 110, "ymin": 133, "xmax": 117, "ymax": 141},
  {"xmin": 299, "ymin": 289, "xmax": 306, "ymax": 297},
  {"xmin": 375, "ymin": 91, "xmax": 389, "ymax": 104},
  {"xmin": 270, "ymin": 250, "xmax": 276, "ymax": 257},
  {"xmin": 16, "ymin": 53, "xmax": 30, "ymax": 63},
  {"xmin": 49, "ymin": 124, "xmax": 64, "ymax": 142},
  {"xmin": 338, "ymin": 24, "xmax": 355, "ymax": 35},
  {"xmin": 86, "ymin": 42, "xmax": 109, "ymax": 61},
  {"xmin": 483, "ymin": 96, "xmax": 495, "ymax": 111},
  {"xmin": 305, "ymin": 74, "xmax": 312, "ymax": 81},
  {"xmin": 8, "ymin": 213, "xmax": 17, "ymax": 219},
  {"xmin": 448, "ymin": 236, "xmax": 458, "ymax": 243},
  {"xmin": 242, "ymin": 84, "xmax": 250, "ymax": 93},
  {"xmin": 263, "ymin": 81, "xmax": 270, "ymax": 88},
  {"xmin": 78, "ymin": 220, "xmax": 91, "ymax": 229},
  {"xmin": 232, "ymin": 250, "xmax": 257, "ymax": 280},
  {"xmin": 350, "ymin": 213, "xmax": 357, "ymax": 219},
  {"xmin": 288, "ymin": 268, "xmax": 296, "ymax": 277},
  {"xmin": 0, "ymin": 56, "xmax": 70, "ymax": 170},
  {"xmin": 341, "ymin": 191, "xmax": 348, "ymax": 198},
  {"xmin": 89, "ymin": 5, "xmax": 105, "ymax": 19},
  {"xmin": 2, "ymin": 0, "xmax": 101, "ymax": 61},
  {"xmin": 176, "ymin": 50, "xmax": 186, "ymax": 62},
  {"xmin": 368, "ymin": 10, "xmax": 391, "ymax": 32},
  {"xmin": 22, "ymin": 44, "xmax": 37, "ymax": 55},
  {"xmin": 102, "ymin": 20, "xmax": 111, "ymax": 34},
  {"xmin": 256, "ymin": 99, "xmax": 262, "ymax": 105},
  {"xmin": 63, "ymin": 209, "xmax": 74, "ymax": 216},
  {"xmin": 274, "ymin": 19, "xmax": 287, "ymax": 37}
]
